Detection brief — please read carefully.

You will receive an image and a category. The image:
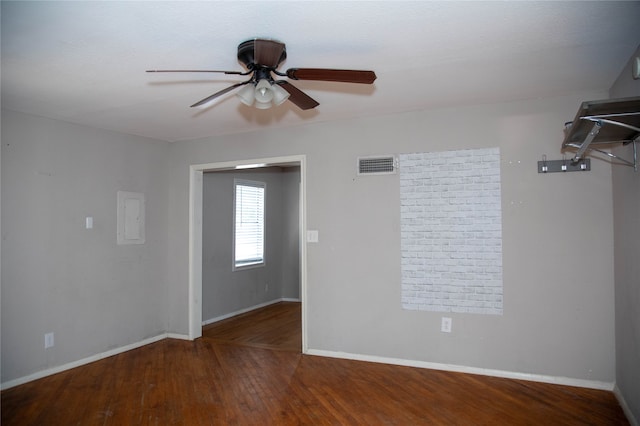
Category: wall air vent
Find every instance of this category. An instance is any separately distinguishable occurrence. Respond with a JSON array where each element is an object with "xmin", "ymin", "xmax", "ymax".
[{"xmin": 357, "ymin": 156, "xmax": 397, "ymax": 175}]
